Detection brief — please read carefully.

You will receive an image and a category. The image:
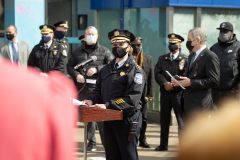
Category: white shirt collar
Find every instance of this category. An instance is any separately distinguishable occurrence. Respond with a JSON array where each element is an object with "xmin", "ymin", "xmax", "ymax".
[
  {"xmin": 170, "ymin": 51, "xmax": 180, "ymax": 60},
  {"xmin": 9, "ymin": 39, "xmax": 18, "ymax": 44},
  {"xmin": 115, "ymin": 56, "xmax": 128, "ymax": 69},
  {"xmin": 195, "ymin": 45, "xmax": 206, "ymax": 57},
  {"xmin": 44, "ymin": 40, "xmax": 52, "ymax": 49}
]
